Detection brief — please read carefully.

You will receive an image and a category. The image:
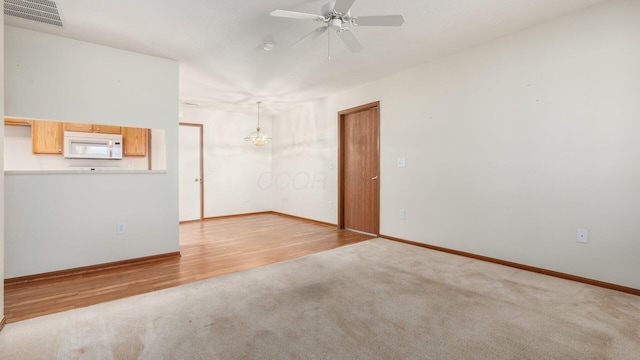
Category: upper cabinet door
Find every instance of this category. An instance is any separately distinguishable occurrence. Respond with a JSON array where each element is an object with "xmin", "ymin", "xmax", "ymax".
[
  {"xmin": 122, "ymin": 127, "xmax": 148, "ymax": 156},
  {"xmin": 63, "ymin": 122, "xmax": 121, "ymax": 134},
  {"xmin": 32, "ymin": 120, "xmax": 63, "ymax": 154},
  {"xmin": 63, "ymin": 122, "xmax": 94, "ymax": 132},
  {"xmin": 95, "ymin": 124, "xmax": 121, "ymax": 134}
]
